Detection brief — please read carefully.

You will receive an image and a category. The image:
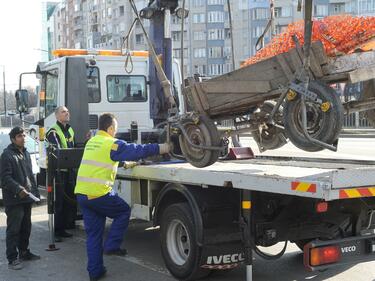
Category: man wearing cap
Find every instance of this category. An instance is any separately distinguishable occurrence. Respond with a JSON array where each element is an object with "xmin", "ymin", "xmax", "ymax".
[
  {"xmin": 46, "ymin": 106, "xmax": 77, "ymax": 241},
  {"xmin": 0, "ymin": 126, "xmax": 41, "ymax": 270},
  {"xmin": 75, "ymin": 113, "xmax": 171, "ymax": 281}
]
